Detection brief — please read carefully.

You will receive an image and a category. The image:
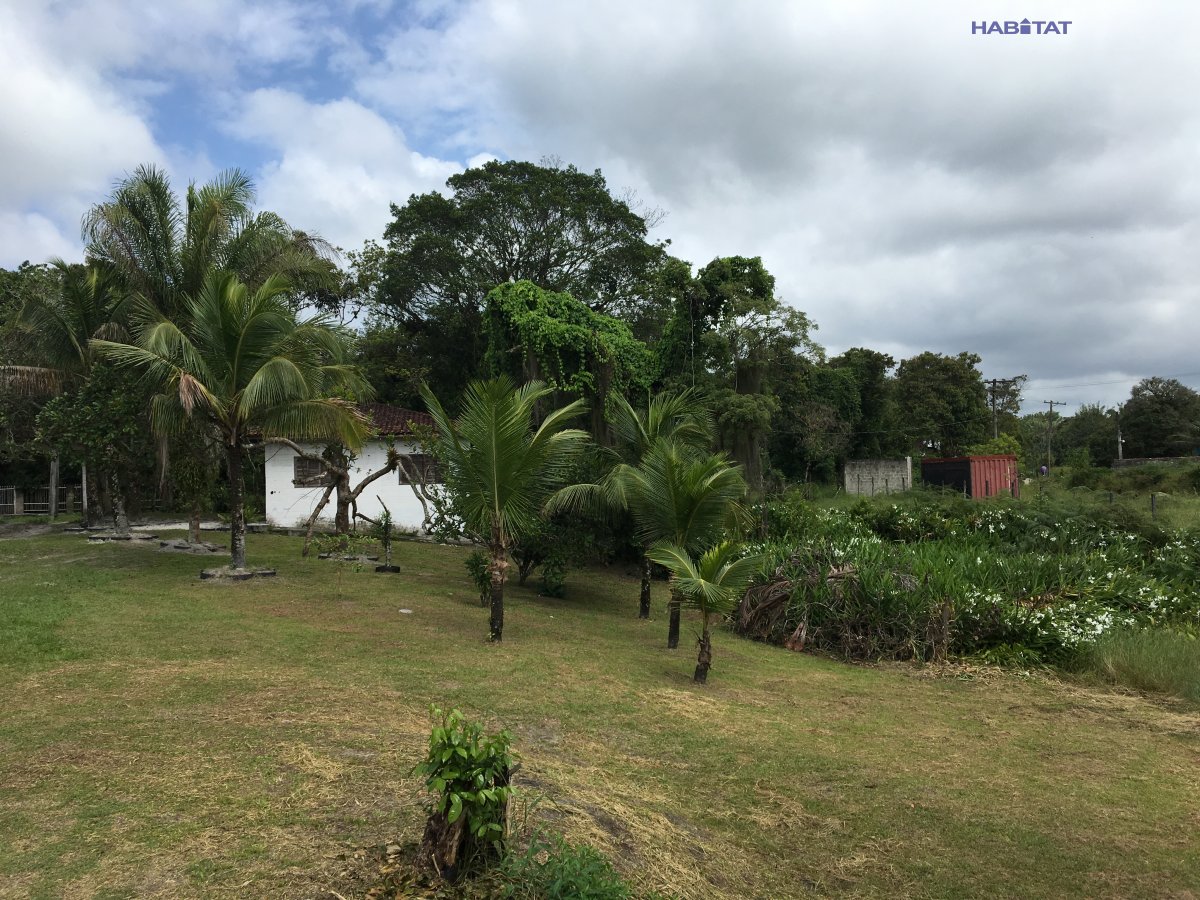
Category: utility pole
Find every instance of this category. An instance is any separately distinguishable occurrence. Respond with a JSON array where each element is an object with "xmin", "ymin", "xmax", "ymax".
[
  {"xmin": 985, "ymin": 377, "xmax": 1022, "ymax": 439},
  {"xmin": 1043, "ymin": 400, "xmax": 1065, "ymax": 472},
  {"xmin": 1115, "ymin": 404, "xmax": 1124, "ymax": 461}
]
